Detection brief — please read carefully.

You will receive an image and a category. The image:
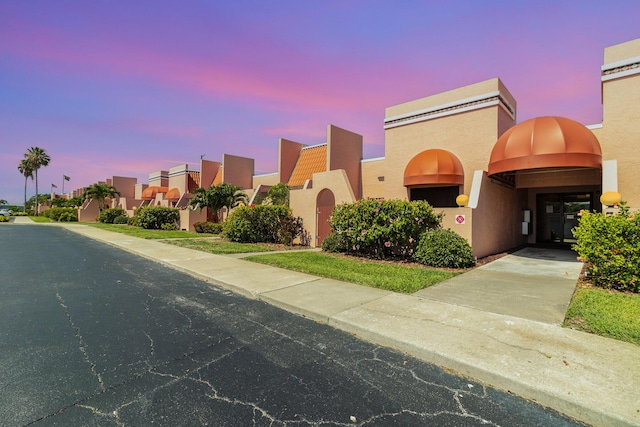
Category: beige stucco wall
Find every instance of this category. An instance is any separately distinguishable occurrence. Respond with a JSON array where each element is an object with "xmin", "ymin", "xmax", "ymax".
[
  {"xmin": 471, "ymin": 173, "xmax": 528, "ymax": 258},
  {"xmin": 383, "ymin": 78, "xmax": 515, "ymax": 202},
  {"xmin": 179, "ymin": 208, "xmax": 208, "ymax": 231},
  {"xmin": 252, "ymin": 173, "xmax": 279, "ymax": 189},
  {"xmin": 601, "ymin": 38, "xmax": 640, "ymax": 208},
  {"xmin": 327, "ymin": 125, "xmax": 363, "ymax": 199},
  {"xmin": 279, "ymin": 138, "xmax": 305, "ymax": 183},
  {"xmin": 361, "ymin": 158, "xmax": 385, "ymax": 200},
  {"xmin": 199, "ymin": 160, "xmax": 221, "ymax": 189},
  {"xmin": 222, "ymin": 154, "xmax": 254, "ymax": 190},
  {"xmin": 148, "ymin": 171, "xmax": 169, "ymax": 187},
  {"xmin": 168, "ymin": 164, "xmax": 190, "ymax": 194},
  {"xmin": 289, "ymin": 169, "xmax": 357, "ymax": 247}
]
